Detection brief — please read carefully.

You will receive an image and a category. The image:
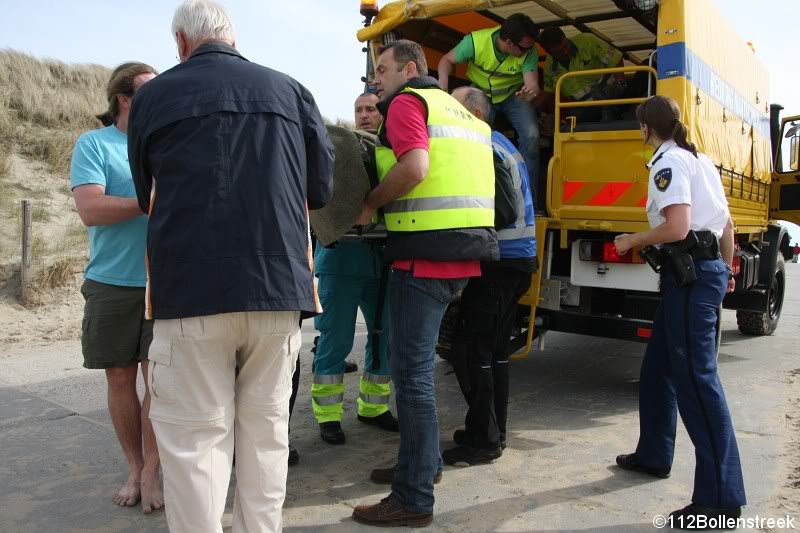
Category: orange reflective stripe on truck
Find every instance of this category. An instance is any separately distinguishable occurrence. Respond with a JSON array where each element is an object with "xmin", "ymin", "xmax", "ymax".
[{"xmin": 562, "ymin": 181, "xmax": 647, "ymax": 207}]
